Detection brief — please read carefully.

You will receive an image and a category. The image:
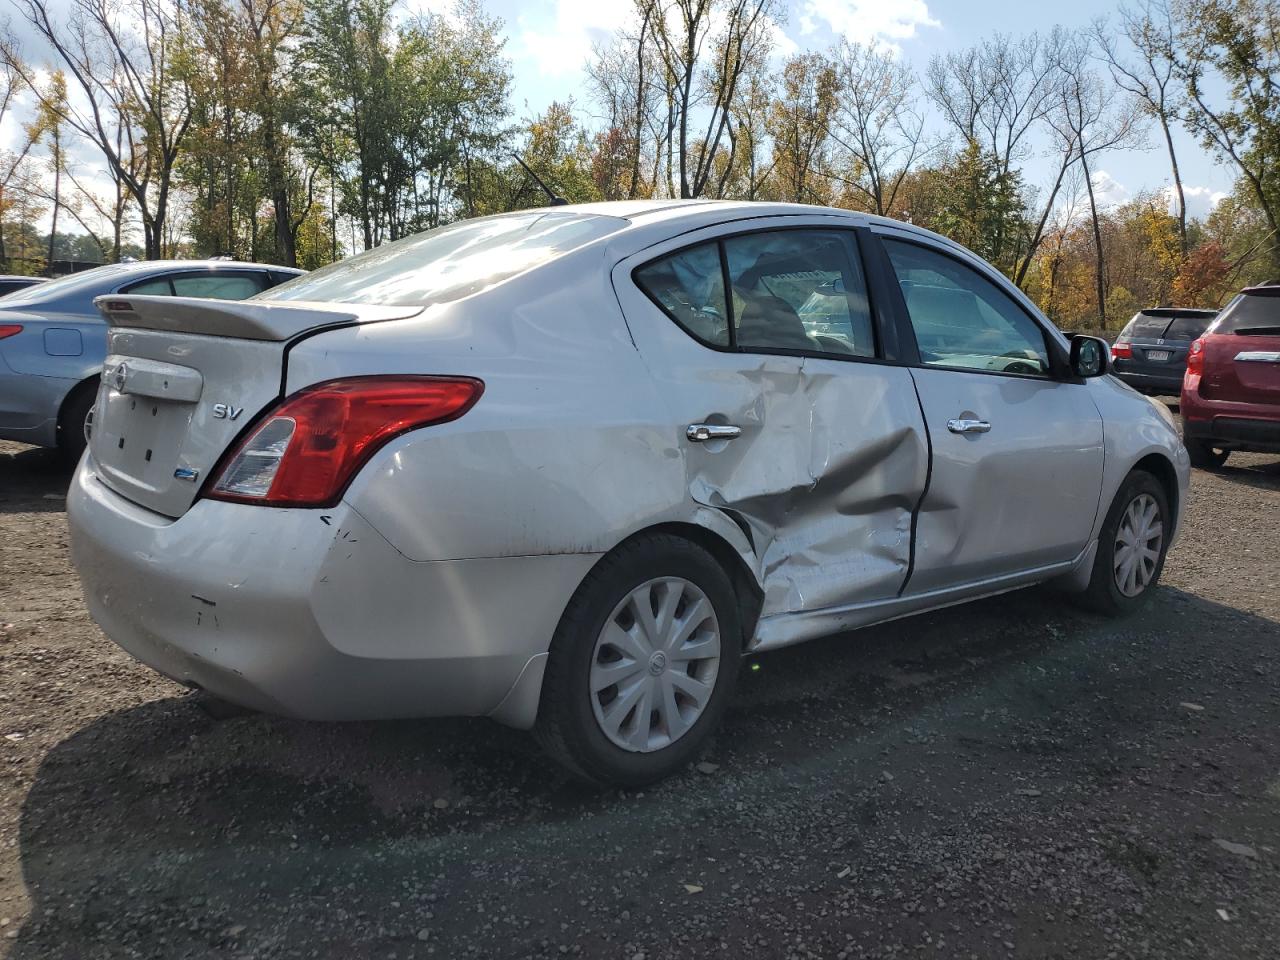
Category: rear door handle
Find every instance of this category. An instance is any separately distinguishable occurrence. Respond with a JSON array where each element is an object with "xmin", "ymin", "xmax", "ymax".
[
  {"xmin": 947, "ymin": 418, "xmax": 991, "ymax": 435},
  {"xmin": 687, "ymin": 423, "xmax": 742, "ymax": 442}
]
